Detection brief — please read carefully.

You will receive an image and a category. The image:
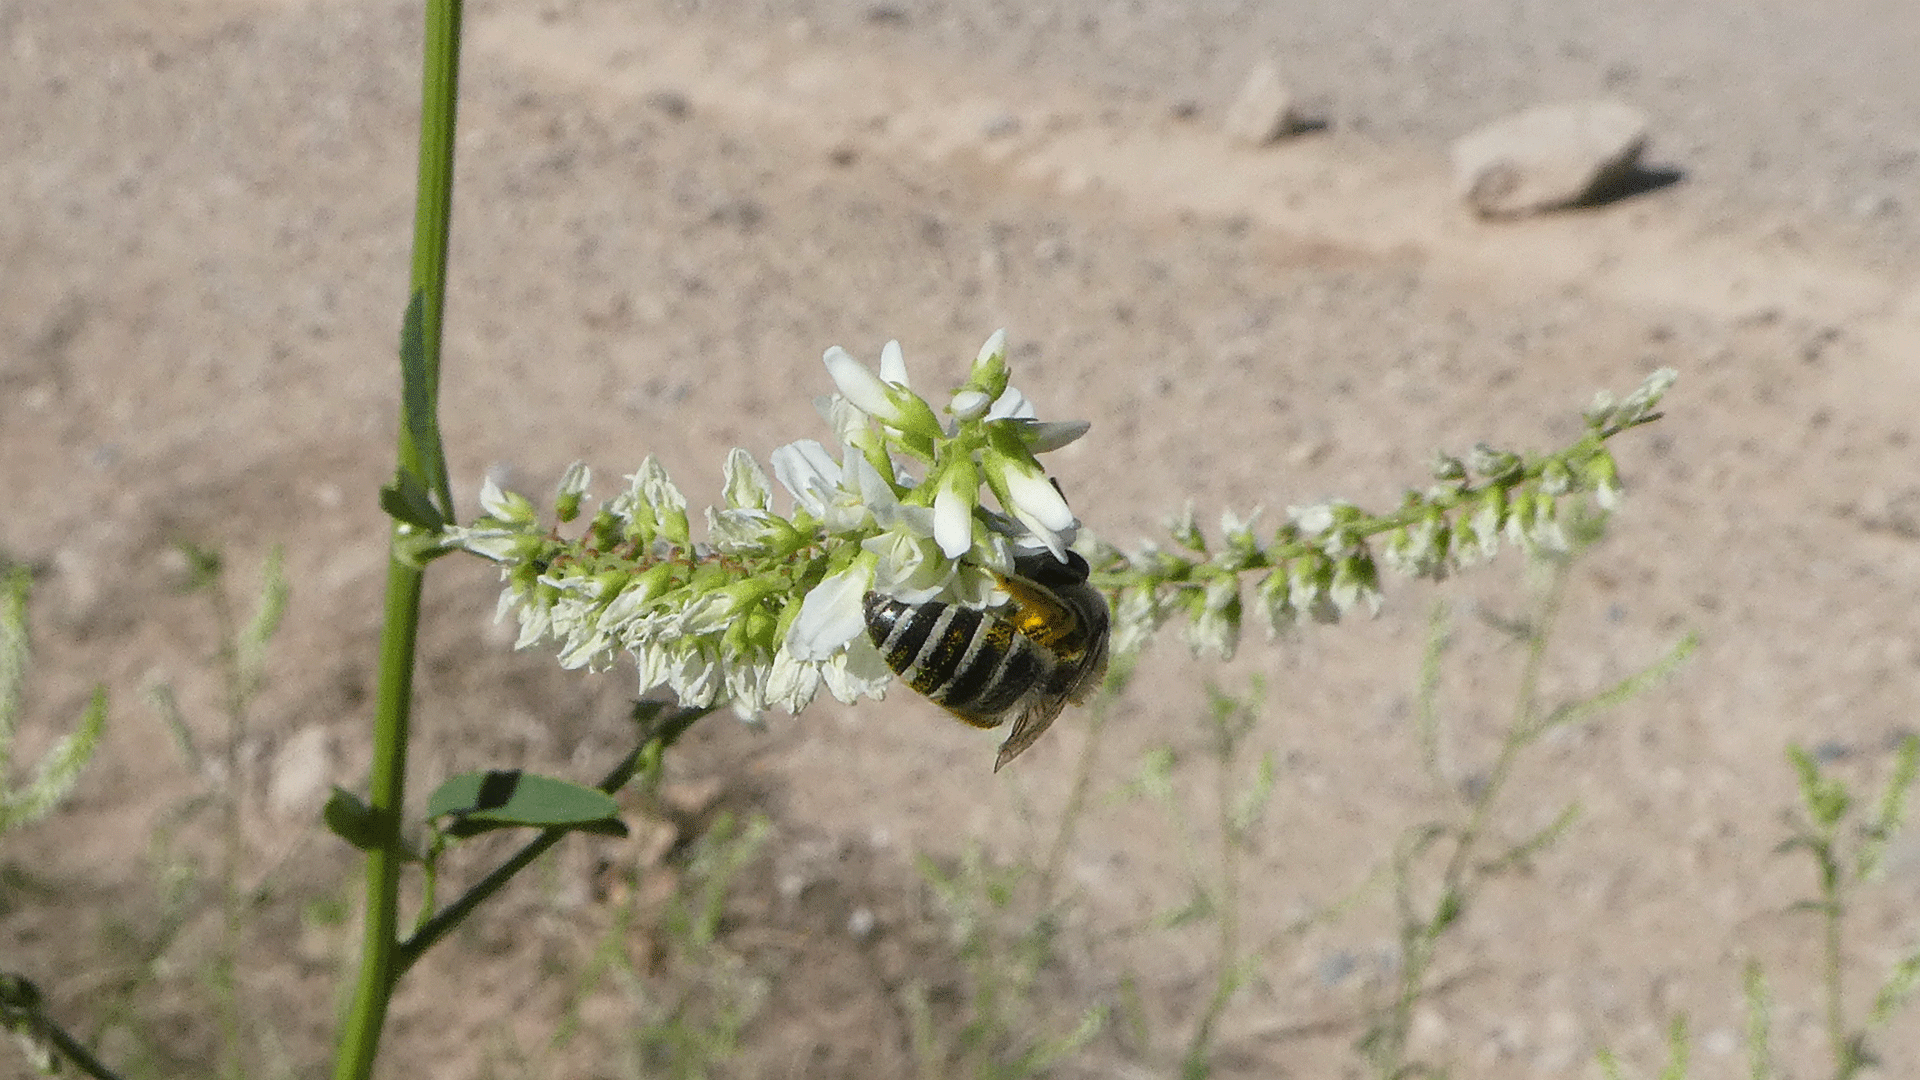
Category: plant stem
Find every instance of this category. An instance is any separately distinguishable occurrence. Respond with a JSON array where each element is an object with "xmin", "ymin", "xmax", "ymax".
[
  {"xmin": 1822, "ymin": 876, "xmax": 1850, "ymax": 1079},
  {"xmin": 330, "ymin": 1, "xmax": 462, "ymax": 1076},
  {"xmin": 331, "ymin": 564, "xmax": 426, "ymax": 1079},
  {"xmin": 393, "ymin": 706, "xmax": 710, "ymax": 974},
  {"xmin": 1181, "ymin": 721, "xmax": 1246, "ymax": 1076}
]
